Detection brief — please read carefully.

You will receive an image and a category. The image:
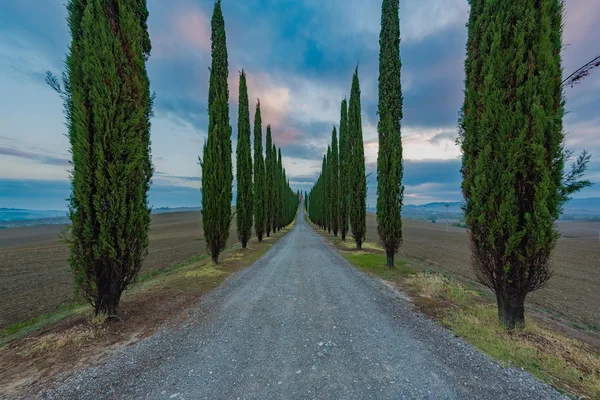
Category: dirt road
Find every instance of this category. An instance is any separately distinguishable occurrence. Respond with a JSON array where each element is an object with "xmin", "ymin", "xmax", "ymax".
[{"xmin": 37, "ymin": 208, "xmax": 561, "ymax": 399}]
